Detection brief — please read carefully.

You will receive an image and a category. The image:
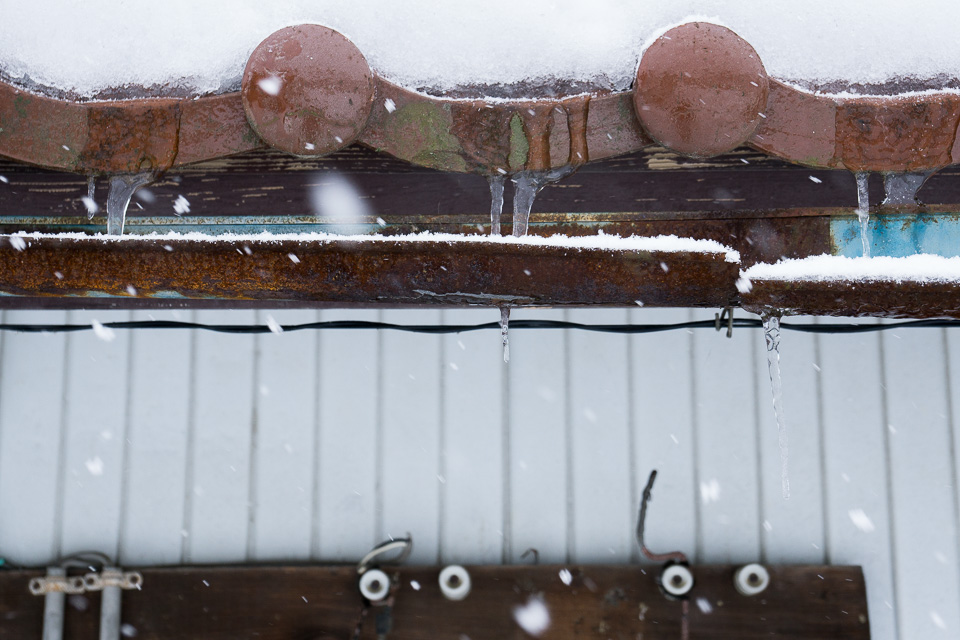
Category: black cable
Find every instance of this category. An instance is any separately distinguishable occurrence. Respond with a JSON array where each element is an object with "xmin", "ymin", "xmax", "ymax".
[{"xmin": 0, "ymin": 317, "xmax": 958, "ymax": 335}]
